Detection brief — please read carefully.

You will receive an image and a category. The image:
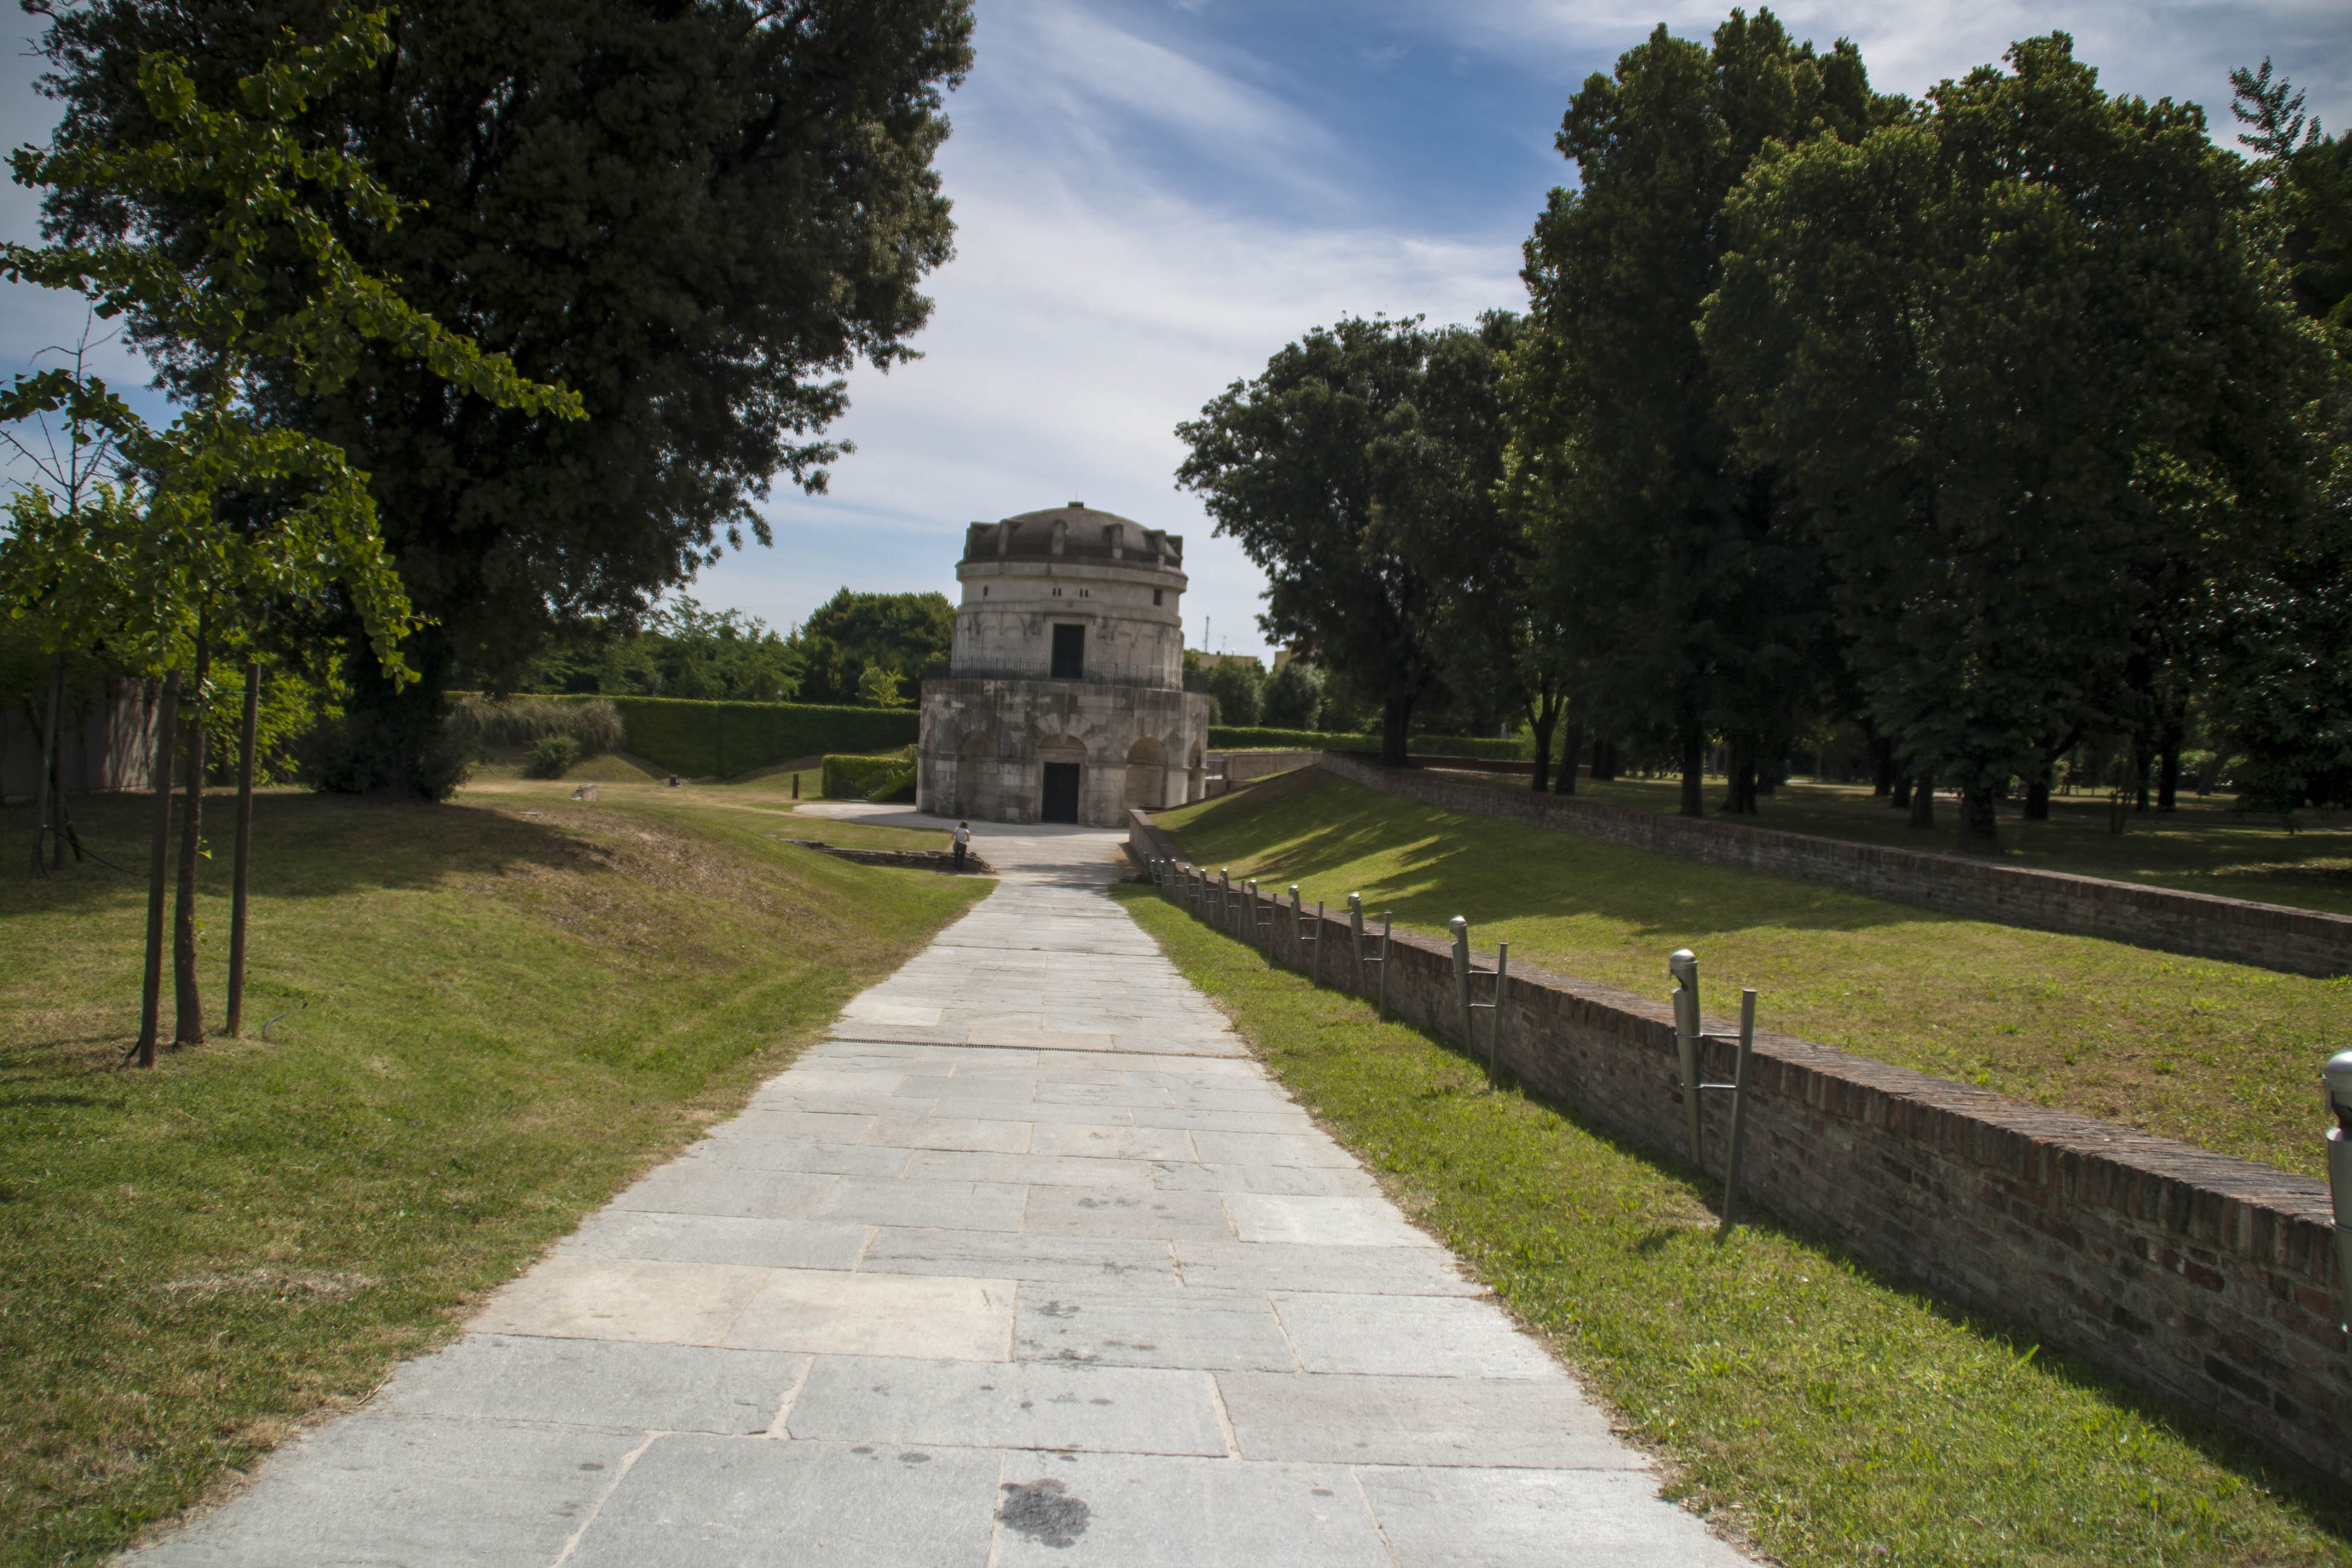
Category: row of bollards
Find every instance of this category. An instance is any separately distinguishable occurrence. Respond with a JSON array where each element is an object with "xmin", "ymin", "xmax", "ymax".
[
  {"xmin": 1147, "ymin": 854, "xmax": 1755, "ymax": 1231},
  {"xmin": 1149, "ymin": 858, "xmax": 2352, "ymax": 1313}
]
